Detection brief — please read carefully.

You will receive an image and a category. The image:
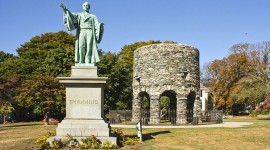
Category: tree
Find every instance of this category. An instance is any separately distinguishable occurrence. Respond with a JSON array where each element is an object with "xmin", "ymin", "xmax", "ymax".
[
  {"xmin": 0, "ymin": 31, "xmax": 75, "ymax": 122},
  {"xmin": 208, "ymin": 42, "xmax": 270, "ymax": 114},
  {"xmin": 229, "ymin": 76, "xmax": 267, "ymax": 114},
  {"xmin": 97, "ymin": 51, "xmax": 119, "ymax": 111},
  {"xmin": 16, "ymin": 74, "xmax": 65, "ymax": 124},
  {"xmin": 256, "ymin": 92, "xmax": 270, "ymax": 114},
  {"xmin": 0, "ymin": 102, "xmax": 14, "ymax": 124},
  {"xmin": 0, "ymin": 51, "xmax": 16, "ymax": 63},
  {"xmin": 15, "ymin": 31, "xmax": 75, "ymax": 79},
  {"xmin": 160, "ymin": 96, "xmax": 170, "ymax": 119},
  {"xmin": 38, "ymin": 47, "xmax": 74, "ymax": 77}
]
